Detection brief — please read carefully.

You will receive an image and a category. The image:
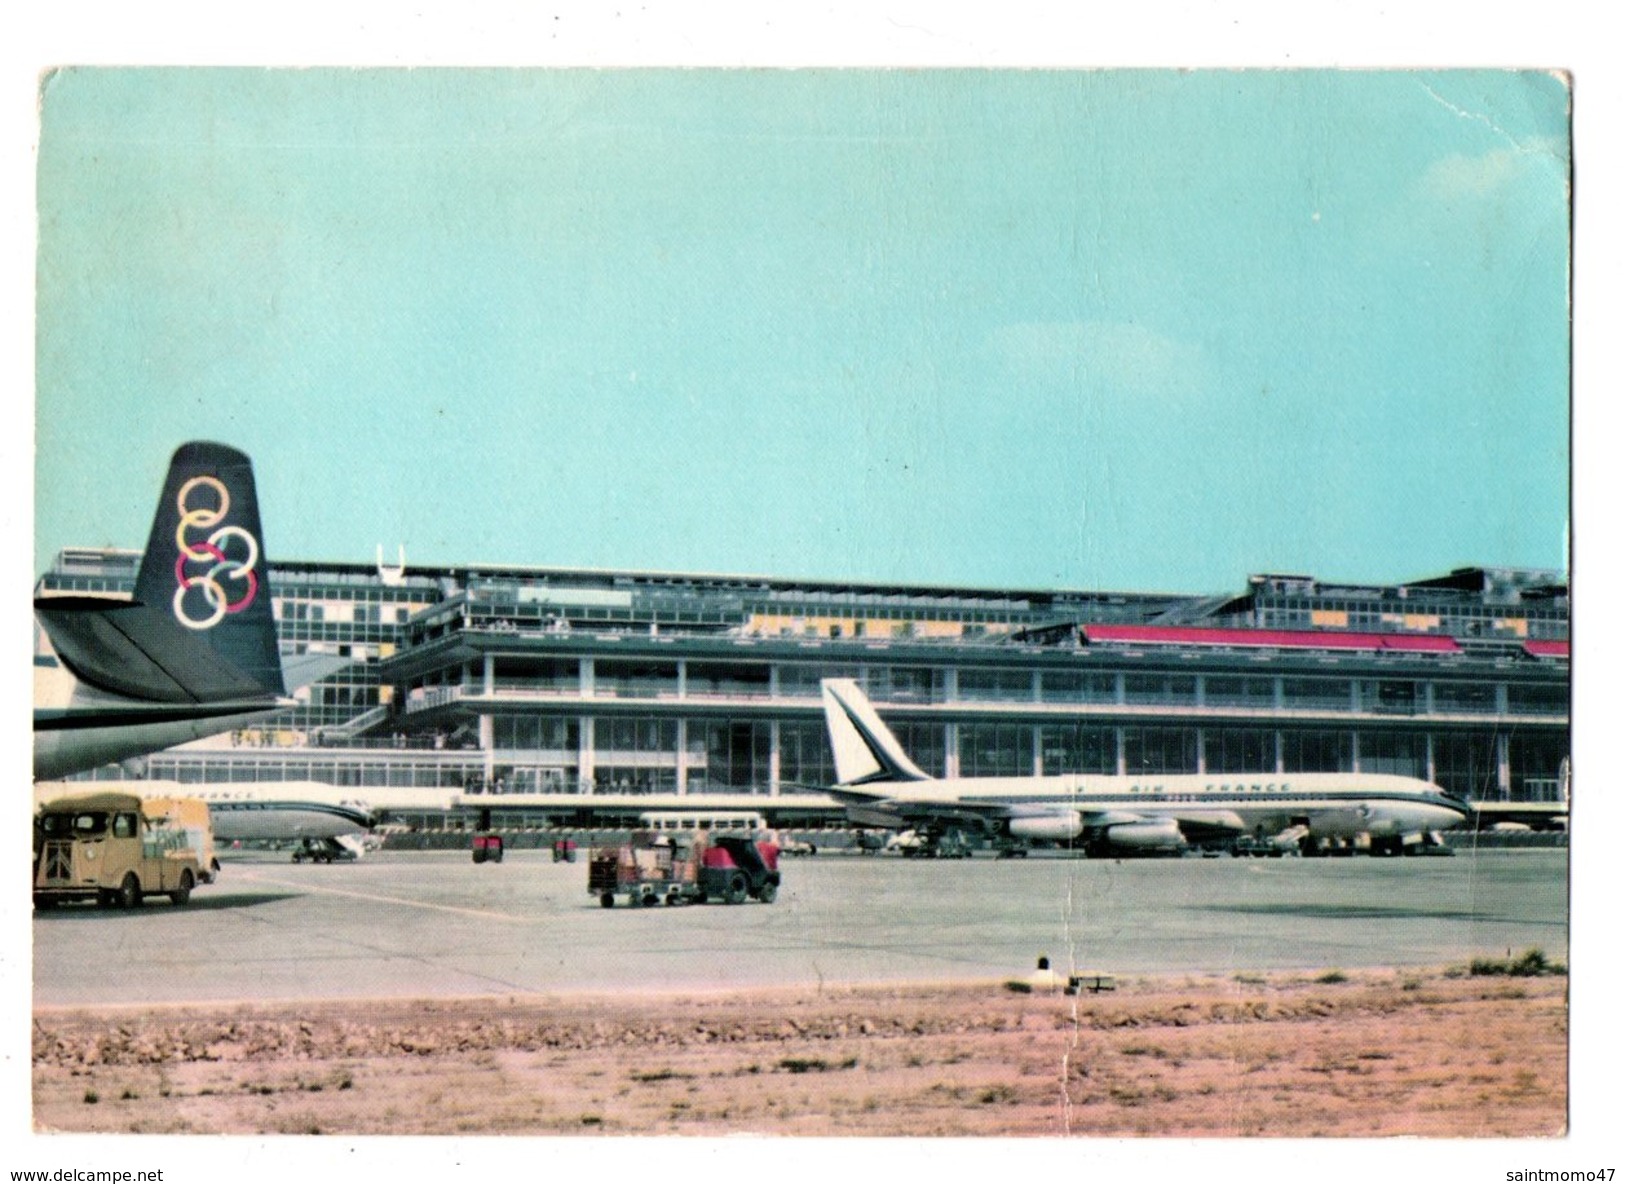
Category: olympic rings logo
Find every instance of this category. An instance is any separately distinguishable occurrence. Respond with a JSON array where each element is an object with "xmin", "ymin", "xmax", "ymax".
[{"xmin": 172, "ymin": 475, "xmax": 260, "ymax": 630}]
